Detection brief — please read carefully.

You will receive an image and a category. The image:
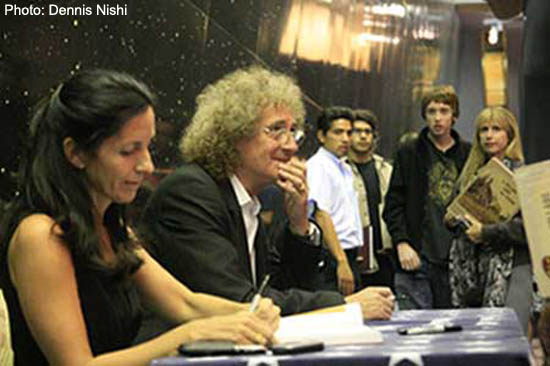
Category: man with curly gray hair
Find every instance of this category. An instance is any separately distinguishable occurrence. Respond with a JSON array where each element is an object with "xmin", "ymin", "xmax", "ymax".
[
  {"xmin": 142, "ymin": 66, "xmax": 394, "ymax": 320},
  {"xmin": 181, "ymin": 66, "xmax": 306, "ymax": 182}
]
